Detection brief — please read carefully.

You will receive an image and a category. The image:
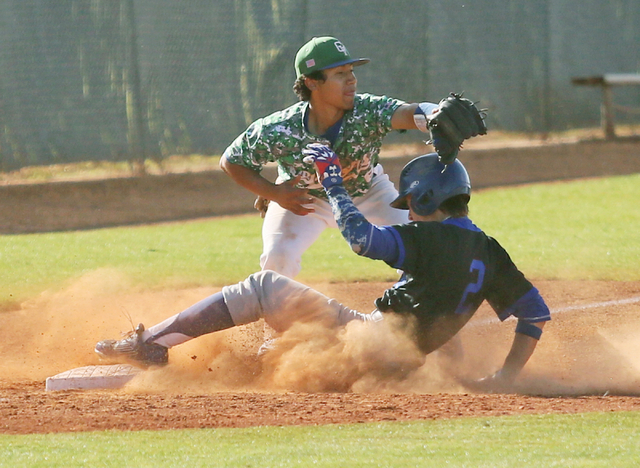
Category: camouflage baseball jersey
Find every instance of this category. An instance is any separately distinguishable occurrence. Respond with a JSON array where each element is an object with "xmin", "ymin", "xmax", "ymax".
[{"xmin": 222, "ymin": 93, "xmax": 405, "ymax": 199}]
